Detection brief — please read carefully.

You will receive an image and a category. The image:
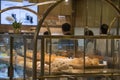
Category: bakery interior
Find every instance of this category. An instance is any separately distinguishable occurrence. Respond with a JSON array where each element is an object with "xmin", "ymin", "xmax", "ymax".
[{"xmin": 0, "ymin": 0, "xmax": 120, "ymax": 80}]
